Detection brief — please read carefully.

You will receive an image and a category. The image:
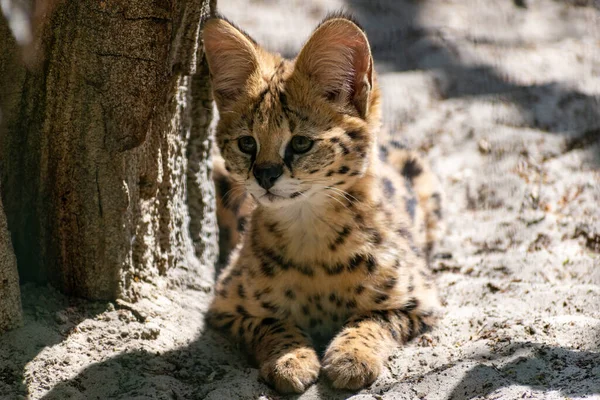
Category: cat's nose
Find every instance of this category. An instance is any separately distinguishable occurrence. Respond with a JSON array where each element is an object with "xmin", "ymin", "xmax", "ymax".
[{"xmin": 253, "ymin": 163, "xmax": 283, "ymax": 190}]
